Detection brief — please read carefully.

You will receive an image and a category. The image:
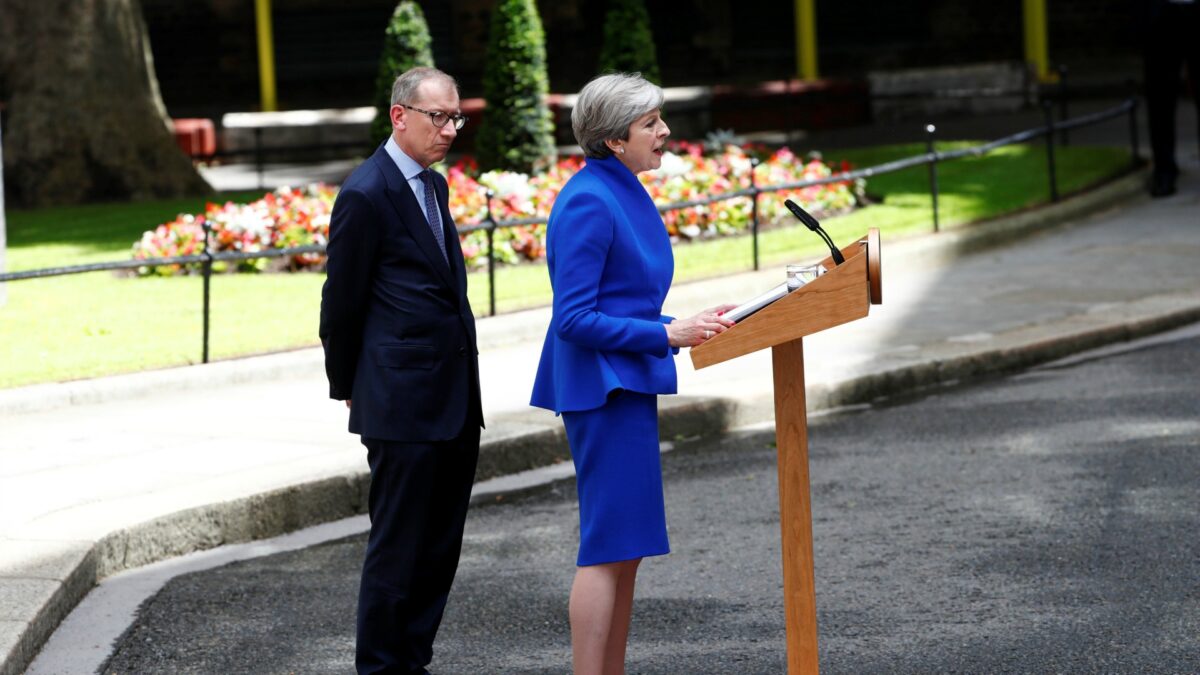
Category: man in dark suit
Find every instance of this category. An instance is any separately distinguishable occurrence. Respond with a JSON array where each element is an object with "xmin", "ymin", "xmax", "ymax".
[
  {"xmin": 1142, "ymin": 0, "xmax": 1199, "ymax": 197},
  {"xmin": 319, "ymin": 67, "xmax": 482, "ymax": 675}
]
